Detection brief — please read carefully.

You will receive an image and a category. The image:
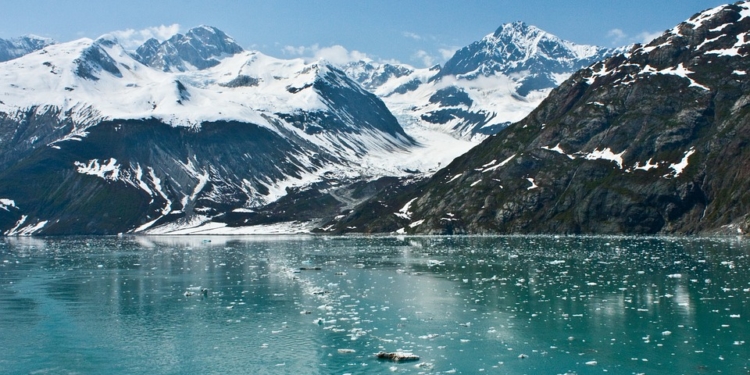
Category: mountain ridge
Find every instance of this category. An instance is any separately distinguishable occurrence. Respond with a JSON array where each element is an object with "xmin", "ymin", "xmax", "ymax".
[{"xmin": 329, "ymin": 1, "xmax": 750, "ymax": 236}]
